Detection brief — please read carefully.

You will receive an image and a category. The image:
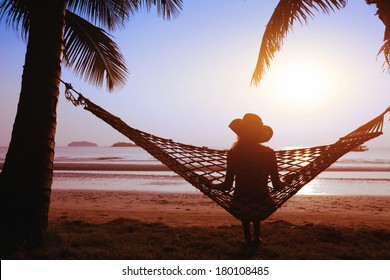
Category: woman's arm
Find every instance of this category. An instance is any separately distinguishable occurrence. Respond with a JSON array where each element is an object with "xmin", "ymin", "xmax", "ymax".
[
  {"xmin": 269, "ymin": 151, "xmax": 285, "ymax": 191},
  {"xmin": 212, "ymin": 150, "xmax": 234, "ymax": 191}
]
